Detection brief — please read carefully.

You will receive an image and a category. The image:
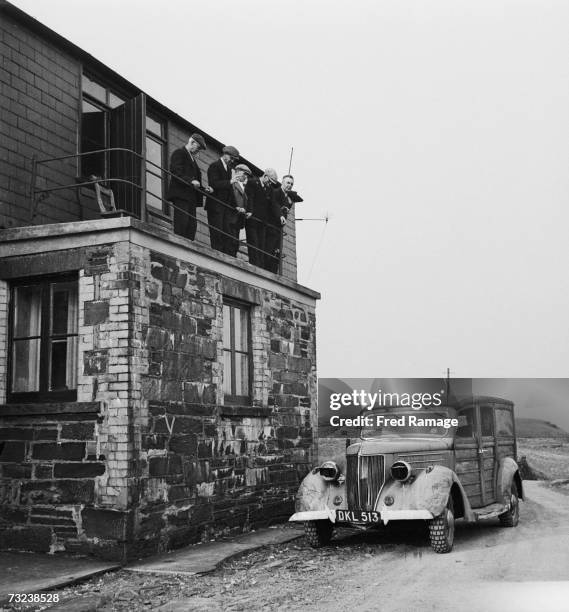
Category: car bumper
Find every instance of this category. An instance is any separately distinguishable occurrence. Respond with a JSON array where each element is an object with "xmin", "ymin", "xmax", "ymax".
[{"xmin": 289, "ymin": 508, "xmax": 434, "ymax": 524}]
